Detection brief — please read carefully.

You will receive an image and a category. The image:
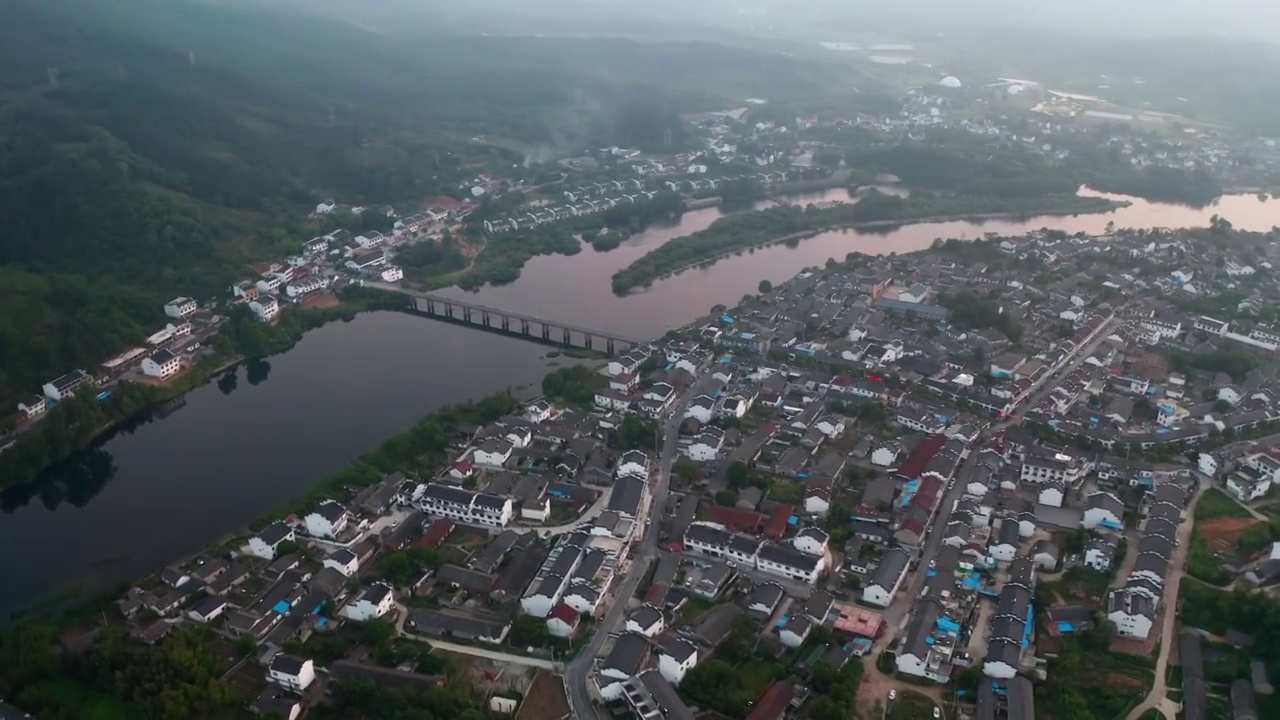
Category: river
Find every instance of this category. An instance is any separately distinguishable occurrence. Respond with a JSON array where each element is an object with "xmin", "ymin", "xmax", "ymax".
[{"xmin": 4, "ymin": 186, "xmax": 1280, "ymax": 618}]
